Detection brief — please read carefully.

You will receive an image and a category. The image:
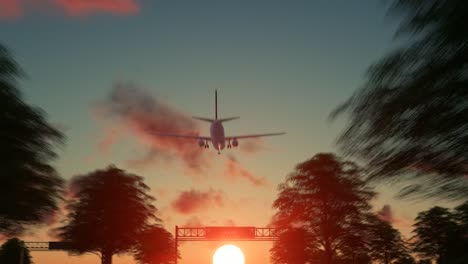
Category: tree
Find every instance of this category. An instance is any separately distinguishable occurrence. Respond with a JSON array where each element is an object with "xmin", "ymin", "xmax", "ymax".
[
  {"xmin": 411, "ymin": 206, "xmax": 458, "ymax": 264},
  {"xmin": 133, "ymin": 225, "xmax": 178, "ymax": 264},
  {"xmin": 57, "ymin": 166, "xmax": 160, "ymax": 264},
  {"xmin": 0, "ymin": 238, "xmax": 33, "ymax": 264},
  {"xmin": 449, "ymin": 201, "xmax": 468, "ymax": 264},
  {"xmin": 453, "ymin": 201, "xmax": 468, "ymax": 232},
  {"xmin": 394, "ymin": 256, "xmax": 416, "ymax": 264},
  {"xmin": 270, "ymin": 228, "xmax": 317, "ymax": 264},
  {"xmin": 367, "ymin": 216, "xmax": 410, "ymax": 264},
  {"xmin": 336, "ymin": 218, "xmax": 372, "ymax": 264},
  {"xmin": 0, "ymin": 44, "xmax": 64, "ymax": 235},
  {"xmin": 271, "ymin": 153, "xmax": 375, "ymax": 264},
  {"xmin": 330, "ymin": 0, "xmax": 468, "ymax": 199}
]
